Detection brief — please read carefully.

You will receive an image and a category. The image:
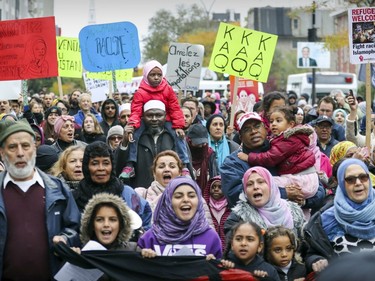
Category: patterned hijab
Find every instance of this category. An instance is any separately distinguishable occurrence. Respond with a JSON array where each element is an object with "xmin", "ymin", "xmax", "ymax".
[
  {"xmin": 329, "ymin": 141, "xmax": 357, "ymax": 166},
  {"xmin": 242, "ymin": 166, "xmax": 294, "ymax": 229},
  {"xmin": 152, "ymin": 176, "xmax": 210, "ymax": 244},
  {"xmin": 322, "ymin": 158, "xmax": 375, "ymax": 240}
]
